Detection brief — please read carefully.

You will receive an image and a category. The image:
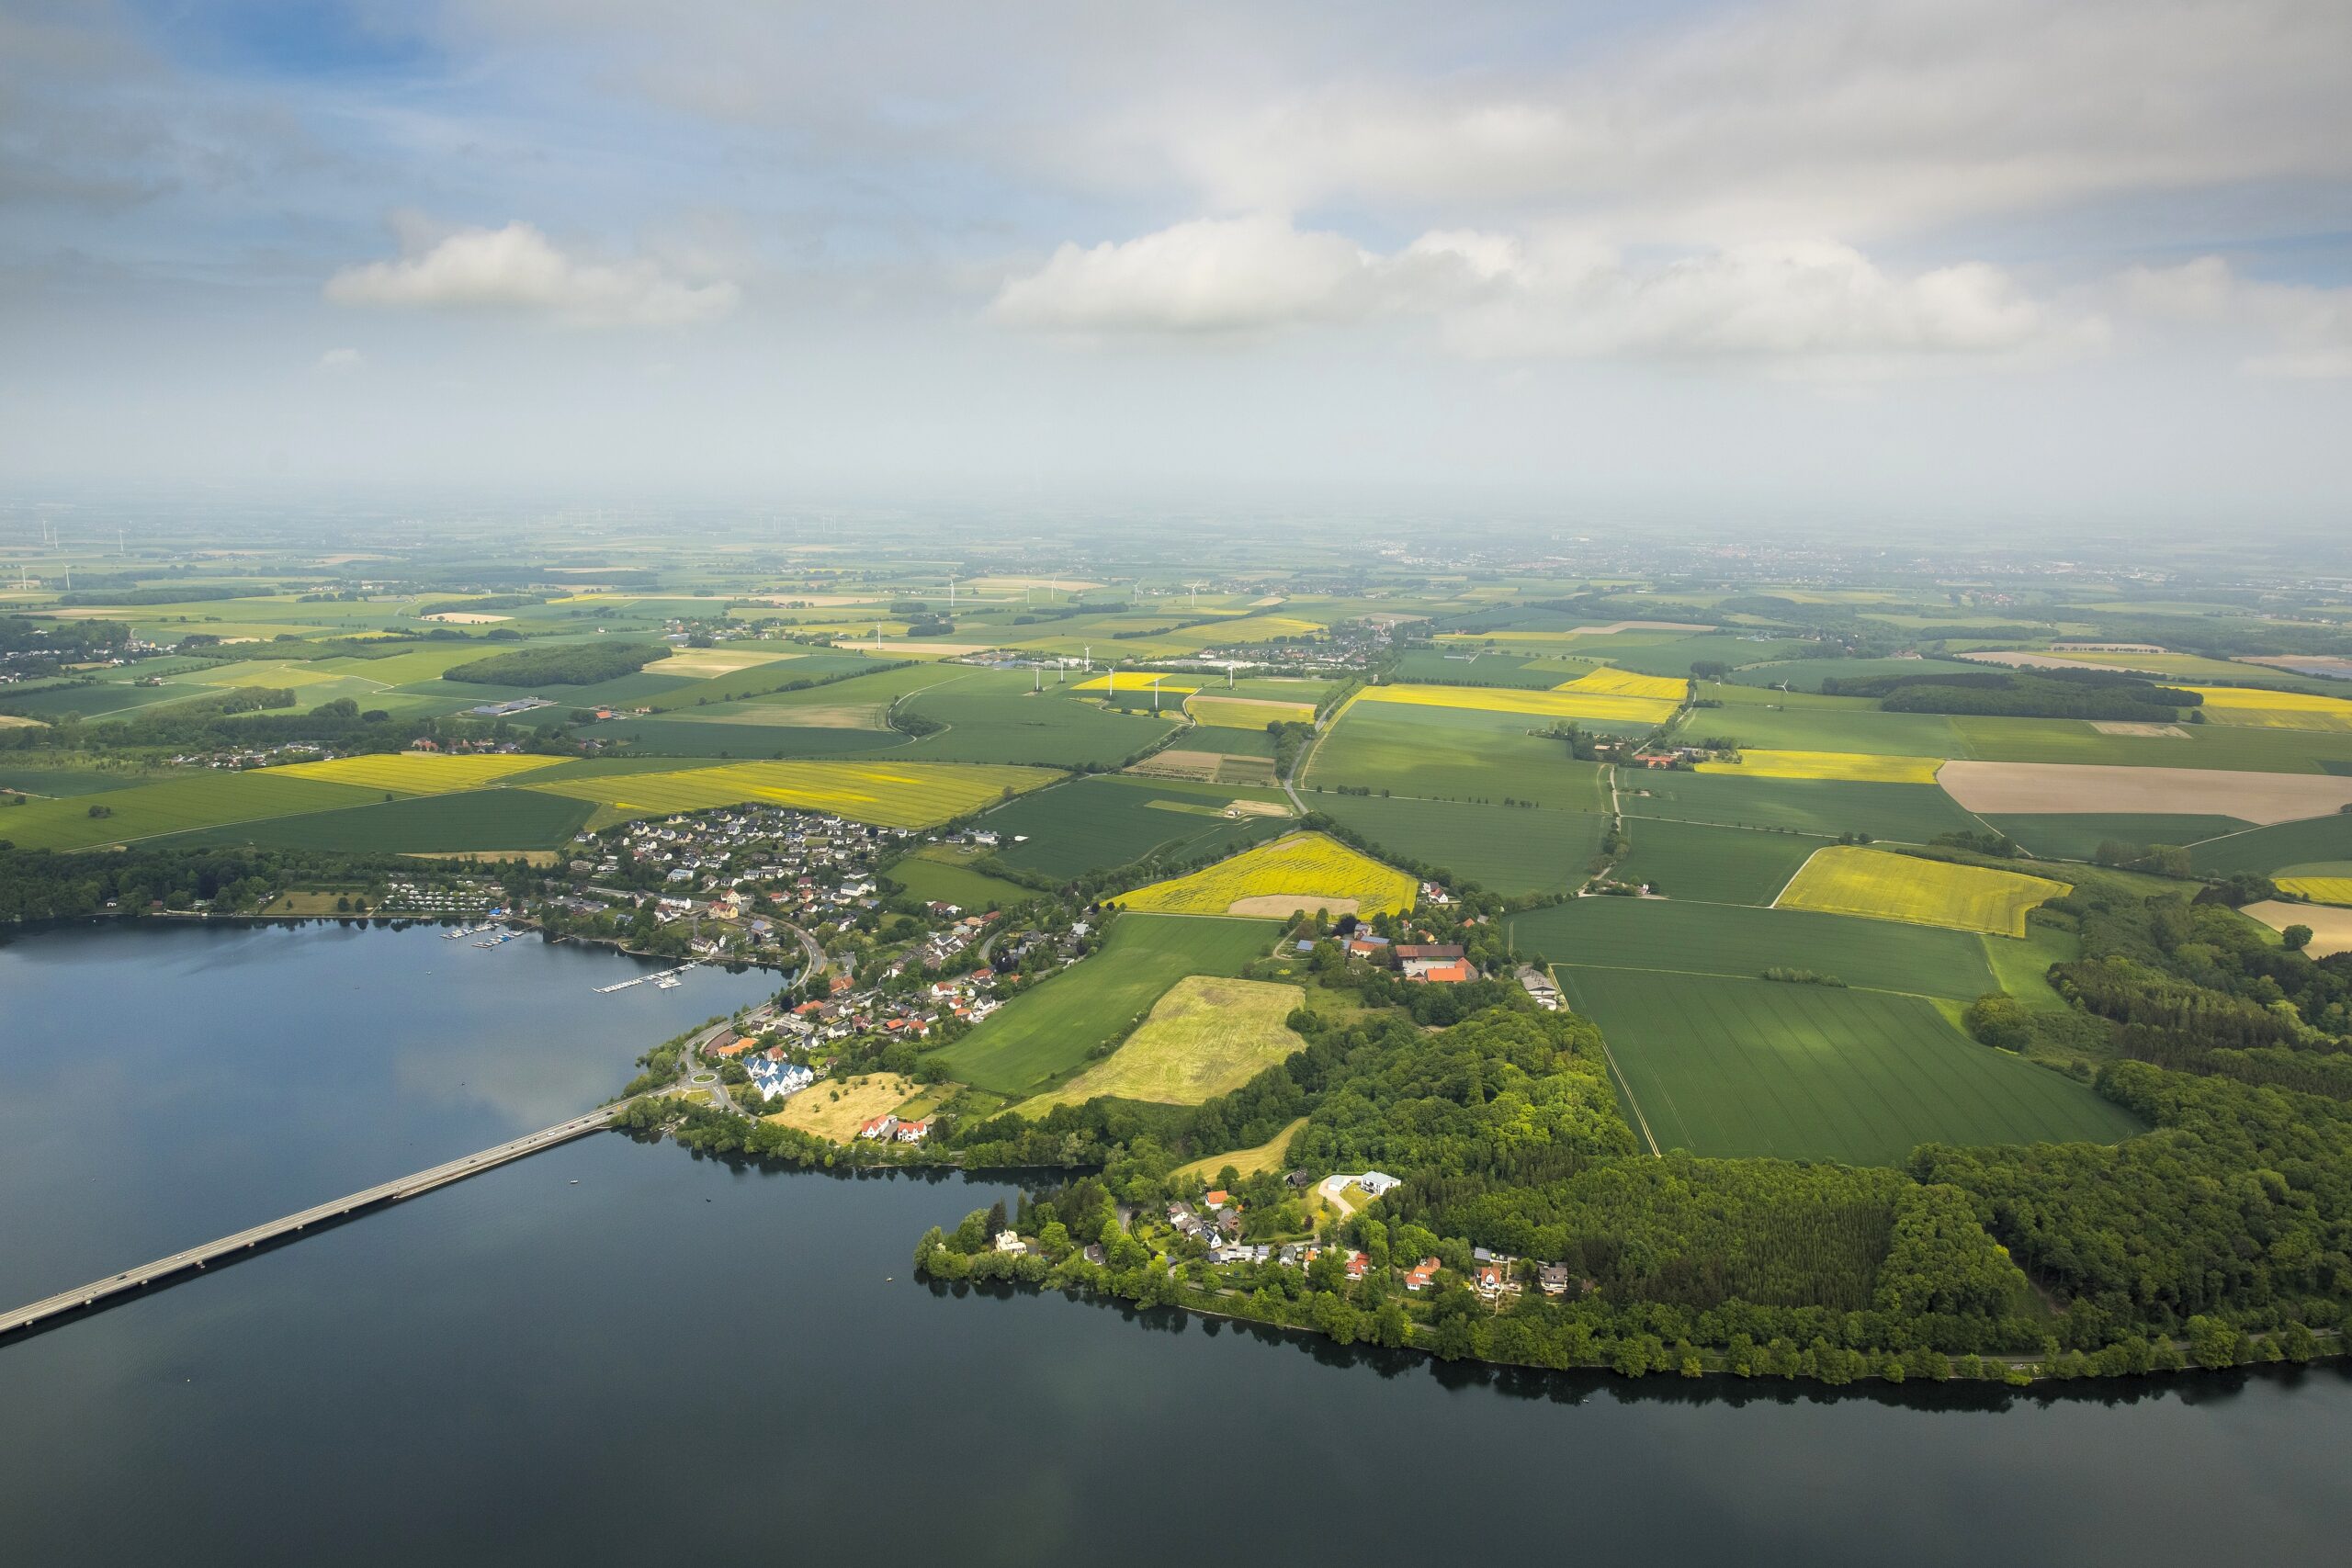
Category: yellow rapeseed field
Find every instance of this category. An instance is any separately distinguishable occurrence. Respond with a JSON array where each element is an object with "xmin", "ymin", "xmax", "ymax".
[
  {"xmin": 1775, "ymin": 846, "xmax": 2070, "ymax": 937},
  {"xmin": 1355, "ymin": 682, "xmax": 1681, "ymax": 726},
  {"xmin": 1073, "ymin": 674, "xmax": 1204, "ymax": 694},
  {"xmin": 271, "ymin": 752, "xmax": 568, "ymax": 795},
  {"xmin": 522, "ymin": 760, "xmax": 1051, "ymax": 829},
  {"xmin": 1694, "ymin": 750, "xmax": 1945, "ymax": 784},
  {"xmin": 1118, "ymin": 831, "xmax": 1416, "ymax": 918},
  {"xmin": 1187, "ymin": 695, "xmax": 1315, "ymax": 728},
  {"xmin": 1552, "ymin": 666, "xmax": 1690, "ymax": 704},
  {"xmin": 2186, "ymin": 687, "xmax": 2352, "ymax": 732},
  {"xmin": 2277, "ymin": 877, "xmax": 2352, "ymax": 908}
]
